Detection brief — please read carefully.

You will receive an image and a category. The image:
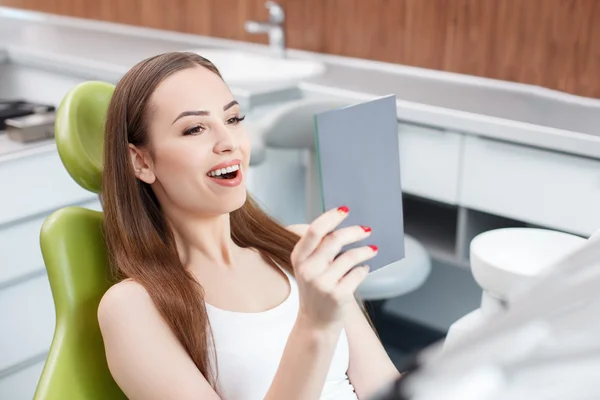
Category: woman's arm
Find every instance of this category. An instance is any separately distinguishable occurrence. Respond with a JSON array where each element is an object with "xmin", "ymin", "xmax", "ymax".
[
  {"xmin": 345, "ymin": 300, "xmax": 401, "ymax": 399},
  {"xmin": 287, "ymin": 223, "xmax": 400, "ymax": 397},
  {"xmin": 98, "ymin": 280, "xmax": 221, "ymax": 400},
  {"xmin": 264, "ymin": 315, "xmax": 343, "ymax": 400}
]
